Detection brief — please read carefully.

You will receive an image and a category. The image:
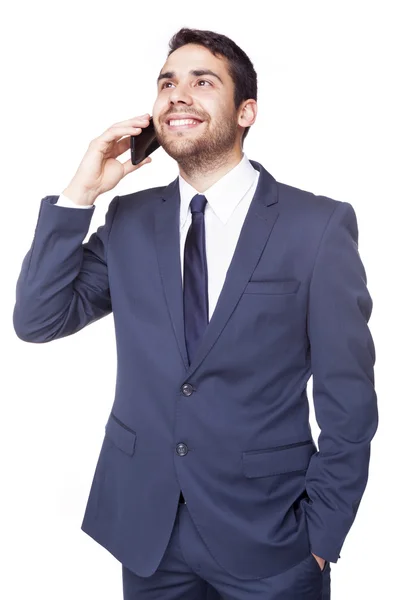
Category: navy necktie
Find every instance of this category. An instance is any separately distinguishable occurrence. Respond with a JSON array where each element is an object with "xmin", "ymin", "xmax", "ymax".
[{"xmin": 183, "ymin": 194, "xmax": 209, "ymax": 365}]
